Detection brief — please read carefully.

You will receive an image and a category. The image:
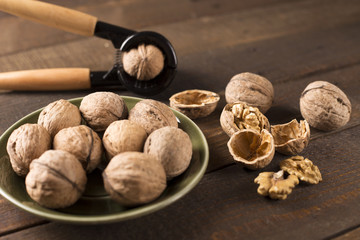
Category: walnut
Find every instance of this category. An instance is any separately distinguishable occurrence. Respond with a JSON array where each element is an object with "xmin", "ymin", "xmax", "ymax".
[
  {"xmin": 128, "ymin": 99, "xmax": 178, "ymax": 134},
  {"xmin": 79, "ymin": 92, "xmax": 128, "ymax": 132},
  {"xmin": 220, "ymin": 102, "xmax": 270, "ymax": 137},
  {"xmin": 144, "ymin": 126, "xmax": 192, "ymax": 179},
  {"xmin": 227, "ymin": 129, "xmax": 275, "ymax": 170},
  {"xmin": 102, "ymin": 152, "xmax": 166, "ymax": 206},
  {"xmin": 271, "ymin": 119, "xmax": 310, "ymax": 155},
  {"xmin": 38, "ymin": 99, "xmax": 81, "ymax": 138},
  {"xmin": 254, "ymin": 170, "xmax": 299, "ymax": 200},
  {"xmin": 300, "ymin": 81, "xmax": 351, "ymax": 131},
  {"xmin": 225, "ymin": 72, "xmax": 274, "ymax": 113},
  {"xmin": 169, "ymin": 89, "xmax": 220, "ymax": 119},
  {"xmin": 280, "ymin": 156, "xmax": 322, "ymax": 184},
  {"xmin": 122, "ymin": 44, "xmax": 165, "ymax": 81},
  {"xmin": 53, "ymin": 125, "xmax": 103, "ymax": 173},
  {"xmin": 6, "ymin": 123, "xmax": 51, "ymax": 177},
  {"xmin": 25, "ymin": 150, "xmax": 87, "ymax": 209},
  {"xmin": 102, "ymin": 120, "xmax": 147, "ymax": 160}
]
